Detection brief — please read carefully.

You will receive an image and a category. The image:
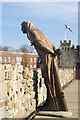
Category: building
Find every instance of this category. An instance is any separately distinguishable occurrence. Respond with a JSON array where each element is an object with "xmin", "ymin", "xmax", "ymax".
[
  {"xmin": 59, "ymin": 40, "xmax": 80, "ymax": 79},
  {"xmin": 0, "ymin": 51, "xmax": 38, "ymax": 68}
]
